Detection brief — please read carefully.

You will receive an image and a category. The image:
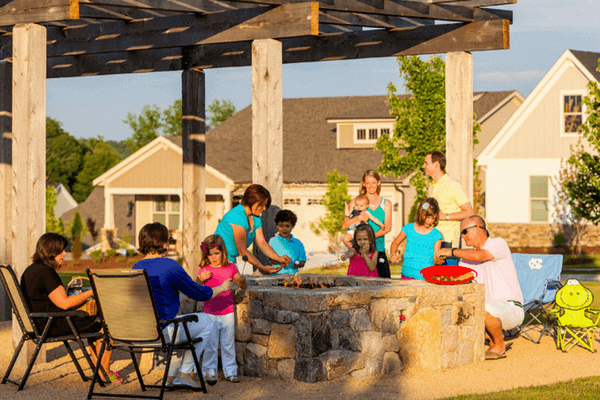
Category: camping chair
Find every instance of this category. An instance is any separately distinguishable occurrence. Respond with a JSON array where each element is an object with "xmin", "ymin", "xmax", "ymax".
[
  {"xmin": 512, "ymin": 254, "xmax": 563, "ymax": 343},
  {"xmin": 86, "ymin": 268, "xmax": 207, "ymax": 400},
  {"xmin": 550, "ymin": 279, "xmax": 600, "ymax": 353},
  {"xmin": 0, "ymin": 264, "xmax": 104, "ymax": 391}
]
